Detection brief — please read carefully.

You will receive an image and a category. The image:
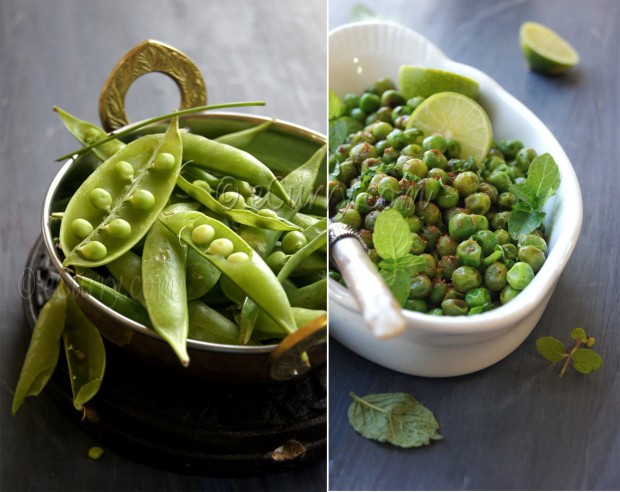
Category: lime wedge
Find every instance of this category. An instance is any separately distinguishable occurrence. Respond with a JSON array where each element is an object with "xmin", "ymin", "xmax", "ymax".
[
  {"xmin": 520, "ymin": 21, "xmax": 579, "ymax": 74},
  {"xmin": 406, "ymin": 92, "xmax": 492, "ymax": 162},
  {"xmin": 398, "ymin": 66, "xmax": 479, "ymax": 100}
]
